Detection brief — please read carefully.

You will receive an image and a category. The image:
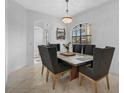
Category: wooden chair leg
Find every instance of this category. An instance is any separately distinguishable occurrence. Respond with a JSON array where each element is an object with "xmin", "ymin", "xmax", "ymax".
[
  {"xmin": 41, "ymin": 65, "xmax": 44, "ymax": 75},
  {"xmin": 106, "ymin": 75, "xmax": 110, "ymax": 90},
  {"xmin": 94, "ymin": 82, "xmax": 98, "ymax": 93},
  {"xmin": 46, "ymin": 69, "xmax": 49, "ymax": 82},
  {"xmin": 79, "ymin": 74, "xmax": 84, "ymax": 86},
  {"xmin": 69, "ymin": 70, "xmax": 72, "ymax": 81},
  {"xmin": 52, "ymin": 75, "xmax": 57, "ymax": 89}
]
